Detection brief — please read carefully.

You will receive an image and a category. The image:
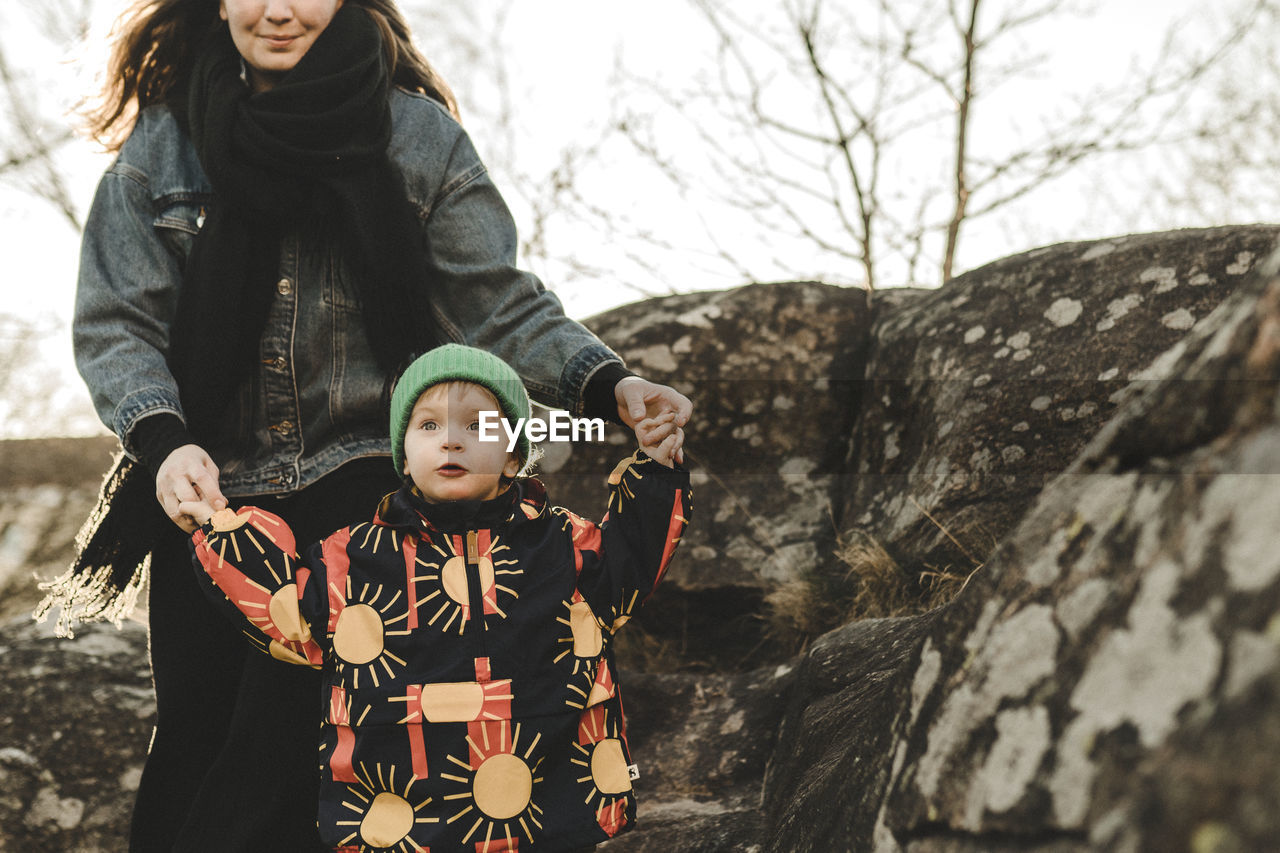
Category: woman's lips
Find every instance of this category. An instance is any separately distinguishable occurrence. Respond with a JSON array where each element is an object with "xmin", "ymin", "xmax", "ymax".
[{"xmin": 261, "ymin": 35, "xmax": 299, "ymax": 48}]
